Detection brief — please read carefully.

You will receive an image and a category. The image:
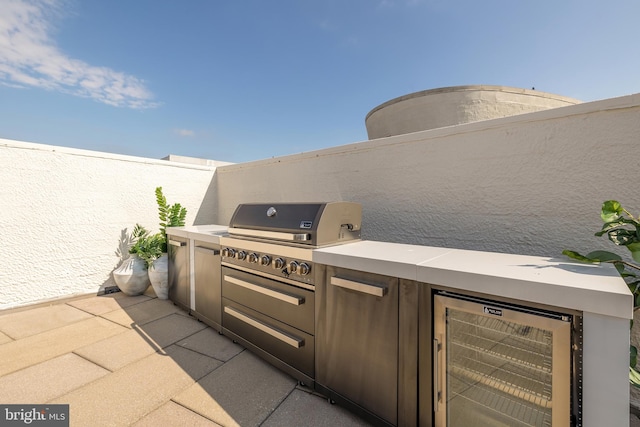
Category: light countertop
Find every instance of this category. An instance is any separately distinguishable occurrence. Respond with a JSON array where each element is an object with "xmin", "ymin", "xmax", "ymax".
[
  {"xmin": 314, "ymin": 240, "xmax": 633, "ymax": 319},
  {"xmin": 164, "ymin": 230, "xmax": 632, "ymax": 320},
  {"xmin": 166, "ymin": 224, "xmax": 228, "ymax": 245}
]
